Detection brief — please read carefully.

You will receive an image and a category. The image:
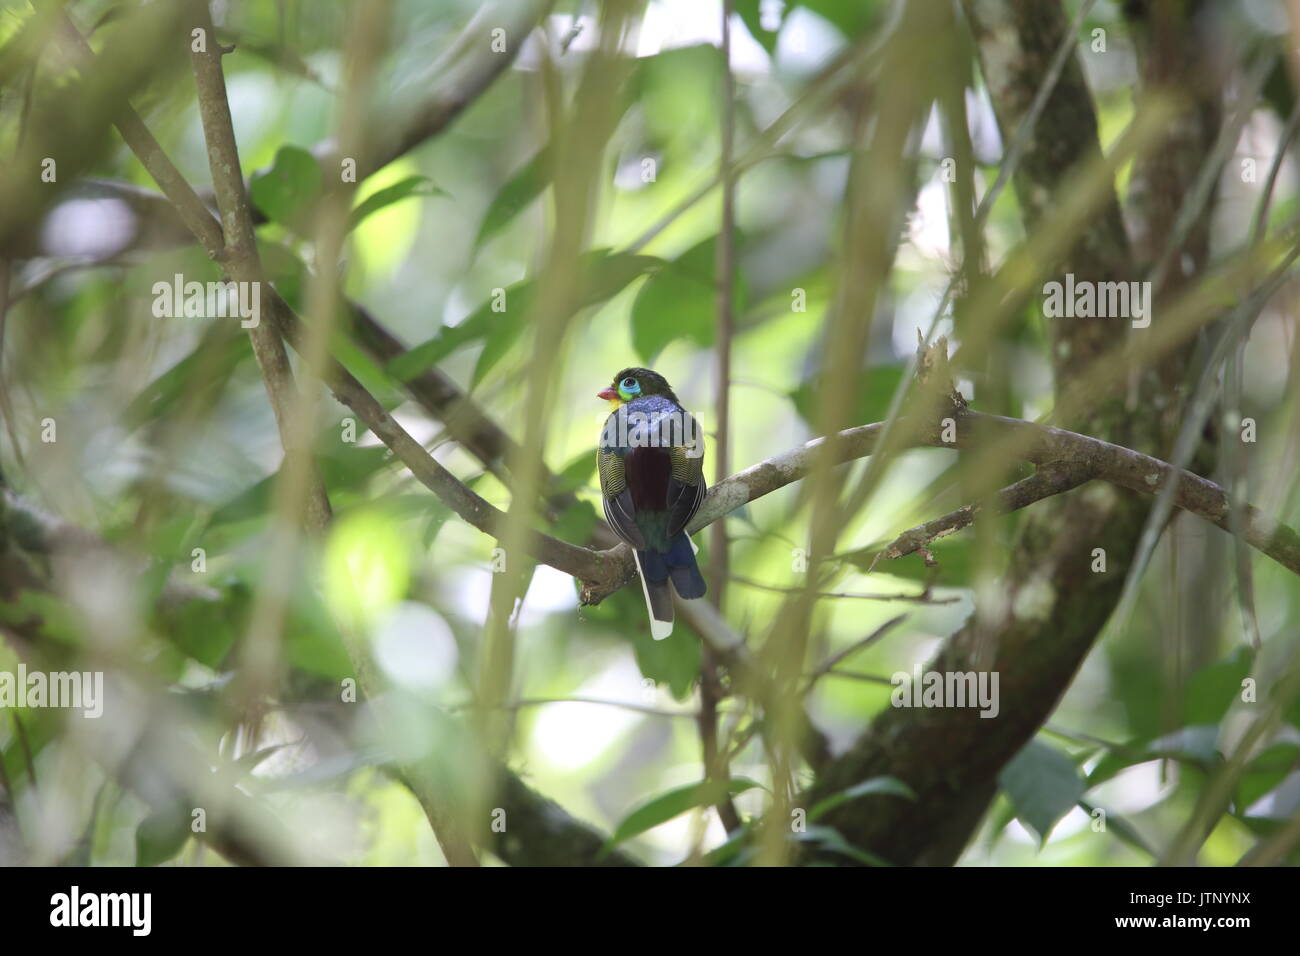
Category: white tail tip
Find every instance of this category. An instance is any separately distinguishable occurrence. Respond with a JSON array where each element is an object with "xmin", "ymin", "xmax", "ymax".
[{"xmin": 651, "ymin": 618, "xmax": 674, "ymax": 640}]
